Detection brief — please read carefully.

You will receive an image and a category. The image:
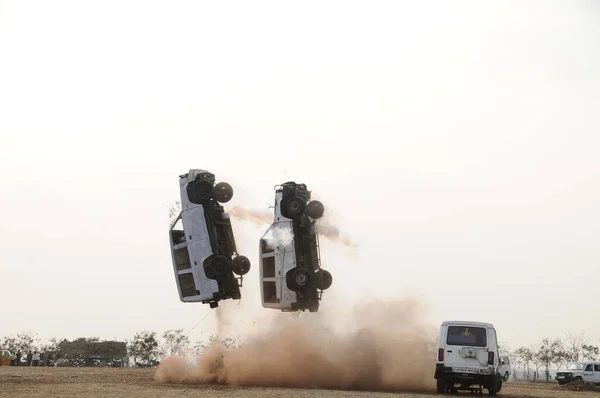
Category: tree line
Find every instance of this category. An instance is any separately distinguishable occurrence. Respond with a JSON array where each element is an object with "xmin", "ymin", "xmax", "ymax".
[
  {"xmin": 1, "ymin": 329, "xmax": 239, "ymax": 367},
  {"xmin": 500, "ymin": 332, "xmax": 600, "ymax": 382},
  {"xmin": 4, "ymin": 329, "xmax": 598, "ymax": 372}
]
